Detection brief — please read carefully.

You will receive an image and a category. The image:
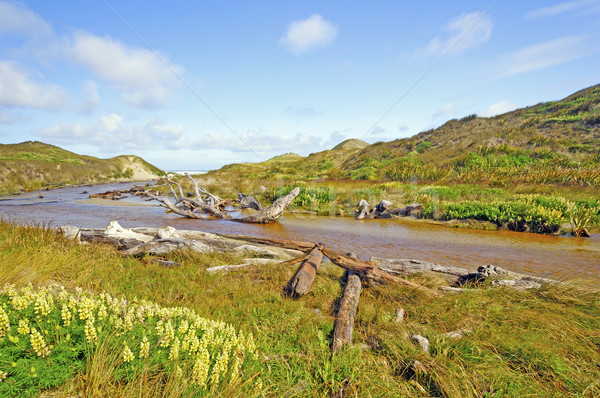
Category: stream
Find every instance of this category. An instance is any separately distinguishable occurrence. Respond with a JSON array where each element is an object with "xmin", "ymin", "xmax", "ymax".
[{"xmin": 1, "ymin": 181, "xmax": 598, "ymax": 280}]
